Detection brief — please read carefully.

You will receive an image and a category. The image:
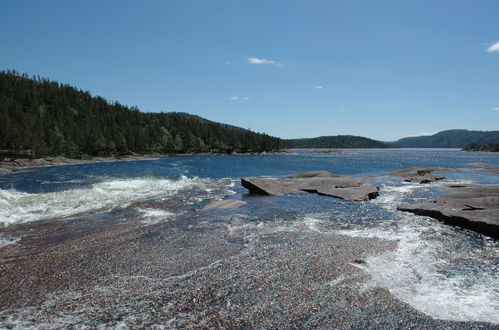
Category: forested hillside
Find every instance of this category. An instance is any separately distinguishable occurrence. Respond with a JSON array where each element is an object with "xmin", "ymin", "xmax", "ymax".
[
  {"xmin": 286, "ymin": 135, "xmax": 388, "ymax": 148},
  {"xmin": 390, "ymin": 129, "xmax": 499, "ymax": 148},
  {"xmin": 0, "ymin": 70, "xmax": 282, "ymax": 157}
]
